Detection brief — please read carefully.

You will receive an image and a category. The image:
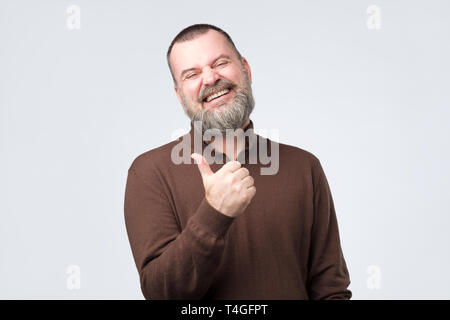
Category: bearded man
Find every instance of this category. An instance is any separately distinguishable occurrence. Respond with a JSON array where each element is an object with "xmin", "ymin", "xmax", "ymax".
[{"xmin": 124, "ymin": 24, "xmax": 352, "ymax": 300}]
